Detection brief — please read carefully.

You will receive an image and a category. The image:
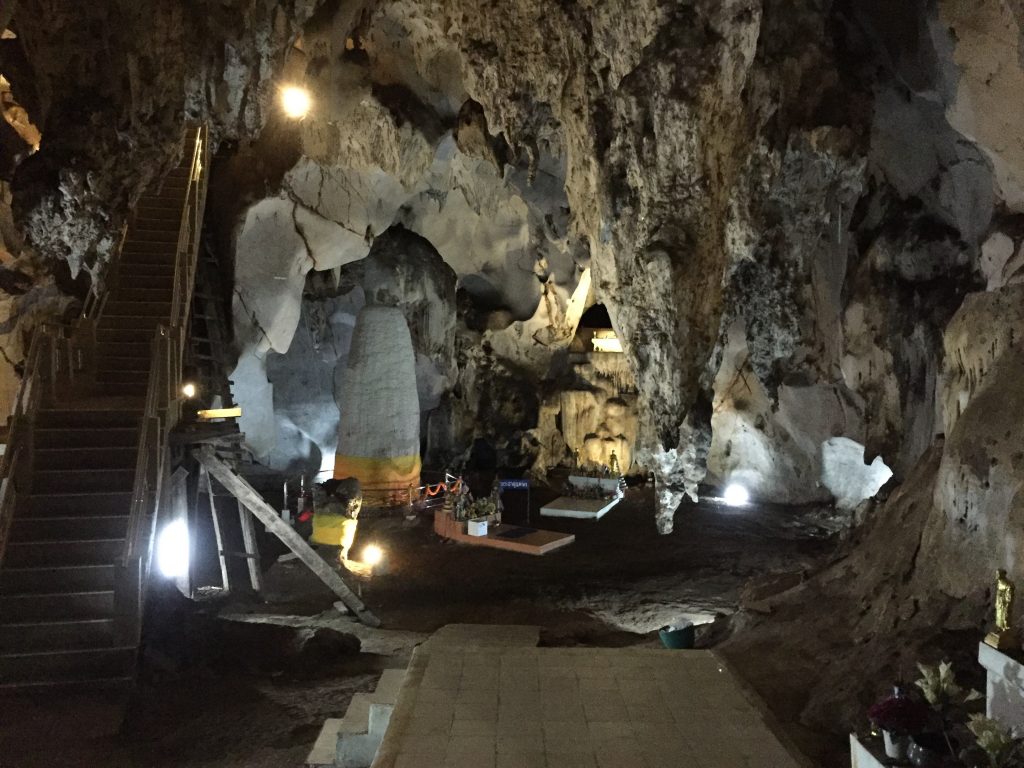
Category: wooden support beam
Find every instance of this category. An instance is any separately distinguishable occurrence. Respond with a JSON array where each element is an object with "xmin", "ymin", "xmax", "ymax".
[
  {"xmin": 195, "ymin": 447, "xmax": 380, "ymax": 627},
  {"xmin": 201, "ymin": 465, "xmax": 230, "ymax": 593},
  {"xmin": 237, "ymin": 499, "xmax": 264, "ymax": 593}
]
